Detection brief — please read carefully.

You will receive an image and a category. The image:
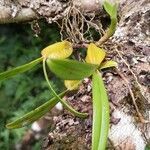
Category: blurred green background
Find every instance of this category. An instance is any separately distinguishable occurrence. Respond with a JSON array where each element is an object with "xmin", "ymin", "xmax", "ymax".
[{"xmin": 0, "ymin": 22, "xmax": 63, "ymax": 150}]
